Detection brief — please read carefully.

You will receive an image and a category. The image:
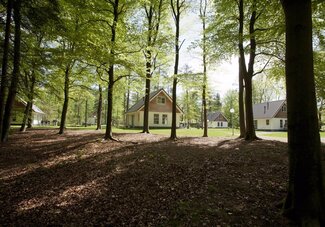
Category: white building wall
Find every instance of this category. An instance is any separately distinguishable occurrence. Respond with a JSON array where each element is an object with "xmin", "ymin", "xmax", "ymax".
[
  {"xmin": 256, "ymin": 118, "xmax": 287, "ymax": 130},
  {"xmin": 127, "ymin": 112, "xmax": 182, "ymax": 128},
  {"xmin": 208, "ymin": 121, "xmax": 228, "ymax": 128},
  {"xmin": 149, "ymin": 112, "xmax": 174, "ymax": 127}
]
